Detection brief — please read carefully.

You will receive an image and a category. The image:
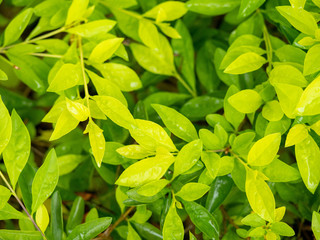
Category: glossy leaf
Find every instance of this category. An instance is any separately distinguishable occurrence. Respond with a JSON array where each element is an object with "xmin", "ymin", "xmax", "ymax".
[
  {"xmin": 245, "ymin": 168, "xmax": 275, "ymax": 222},
  {"xmin": 285, "ymin": 124, "xmax": 308, "ymax": 147},
  {"xmin": 0, "ymin": 186, "xmax": 11, "ymax": 210},
  {"xmin": 65, "ymin": 0, "xmax": 89, "ymax": 25},
  {"xmin": 186, "ymin": 0, "xmax": 240, "ymax": 16},
  {"xmin": 303, "ymin": 44, "xmax": 320, "ymax": 76},
  {"xmin": 262, "ymin": 100, "xmax": 284, "ymax": 122},
  {"xmin": 89, "ymin": 38, "xmax": 123, "ymax": 63},
  {"xmin": 312, "ymin": 211, "xmax": 320, "ymax": 240},
  {"xmin": 182, "ymin": 200, "xmax": 219, "ymax": 239},
  {"xmin": 35, "ymin": 204, "xmax": 49, "ymax": 233},
  {"xmin": 67, "ymin": 19, "xmax": 116, "ymax": 37},
  {"xmin": 152, "ymin": 104, "xmax": 198, "ymax": 142},
  {"xmin": 0, "ymin": 230, "xmax": 42, "ymax": 240},
  {"xmin": 0, "ymin": 96, "xmax": 12, "ymax": 155},
  {"xmin": 66, "ymin": 217, "xmax": 112, "ymax": 240},
  {"xmin": 228, "ymin": 89, "xmax": 262, "ymax": 113},
  {"xmin": 66, "ymin": 98, "xmax": 89, "ymax": 122},
  {"xmin": 144, "ymin": 1, "xmax": 187, "ymax": 21},
  {"xmin": 4, "ymin": 8, "xmax": 33, "ymax": 46},
  {"xmin": 31, "ymin": 149, "xmax": 59, "ymax": 214},
  {"xmin": 51, "ymin": 191, "xmax": 63, "ymax": 240},
  {"xmin": 116, "ymin": 153, "xmax": 175, "ymax": 187},
  {"xmin": 176, "ymin": 183, "xmax": 210, "ymax": 201},
  {"xmin": 163, "ymin": 200, "xmax": 184, "ymax": 240},
  {"xmin": 3, "ymin": 110, "xmax": 30, "ymax": 189},
  {"xmin": 247, "ymin": 133, "xmax": 281, "ymax": 166},
  {"xmin": 137, "ymin": 179, "xmax": 169, "ymax": 197},
  {"xmin": 295, "ymin": 135, "xmax": 320, "ymax": 193},
  {"xmin": 66, "ymin": 196, "xmax": 85, "ymax": 234},
  {"xmin": 239, "ymin": 0, "xmax": 265, "ymax": 17}
]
